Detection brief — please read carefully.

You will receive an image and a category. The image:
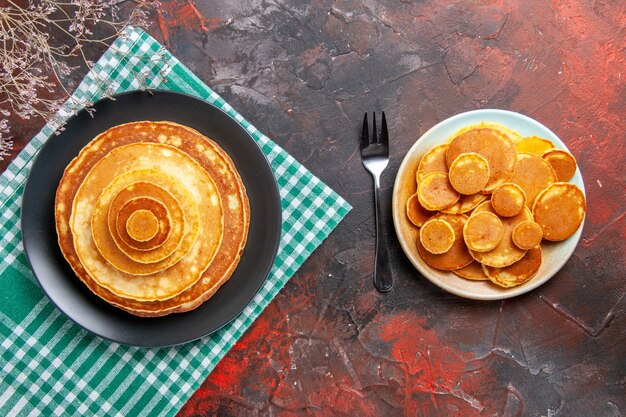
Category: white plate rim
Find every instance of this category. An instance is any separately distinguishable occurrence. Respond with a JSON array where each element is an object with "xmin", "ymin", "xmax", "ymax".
[{"xmin": 392, "ymin": 109, "xmax": 586, "ymax": 300}]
